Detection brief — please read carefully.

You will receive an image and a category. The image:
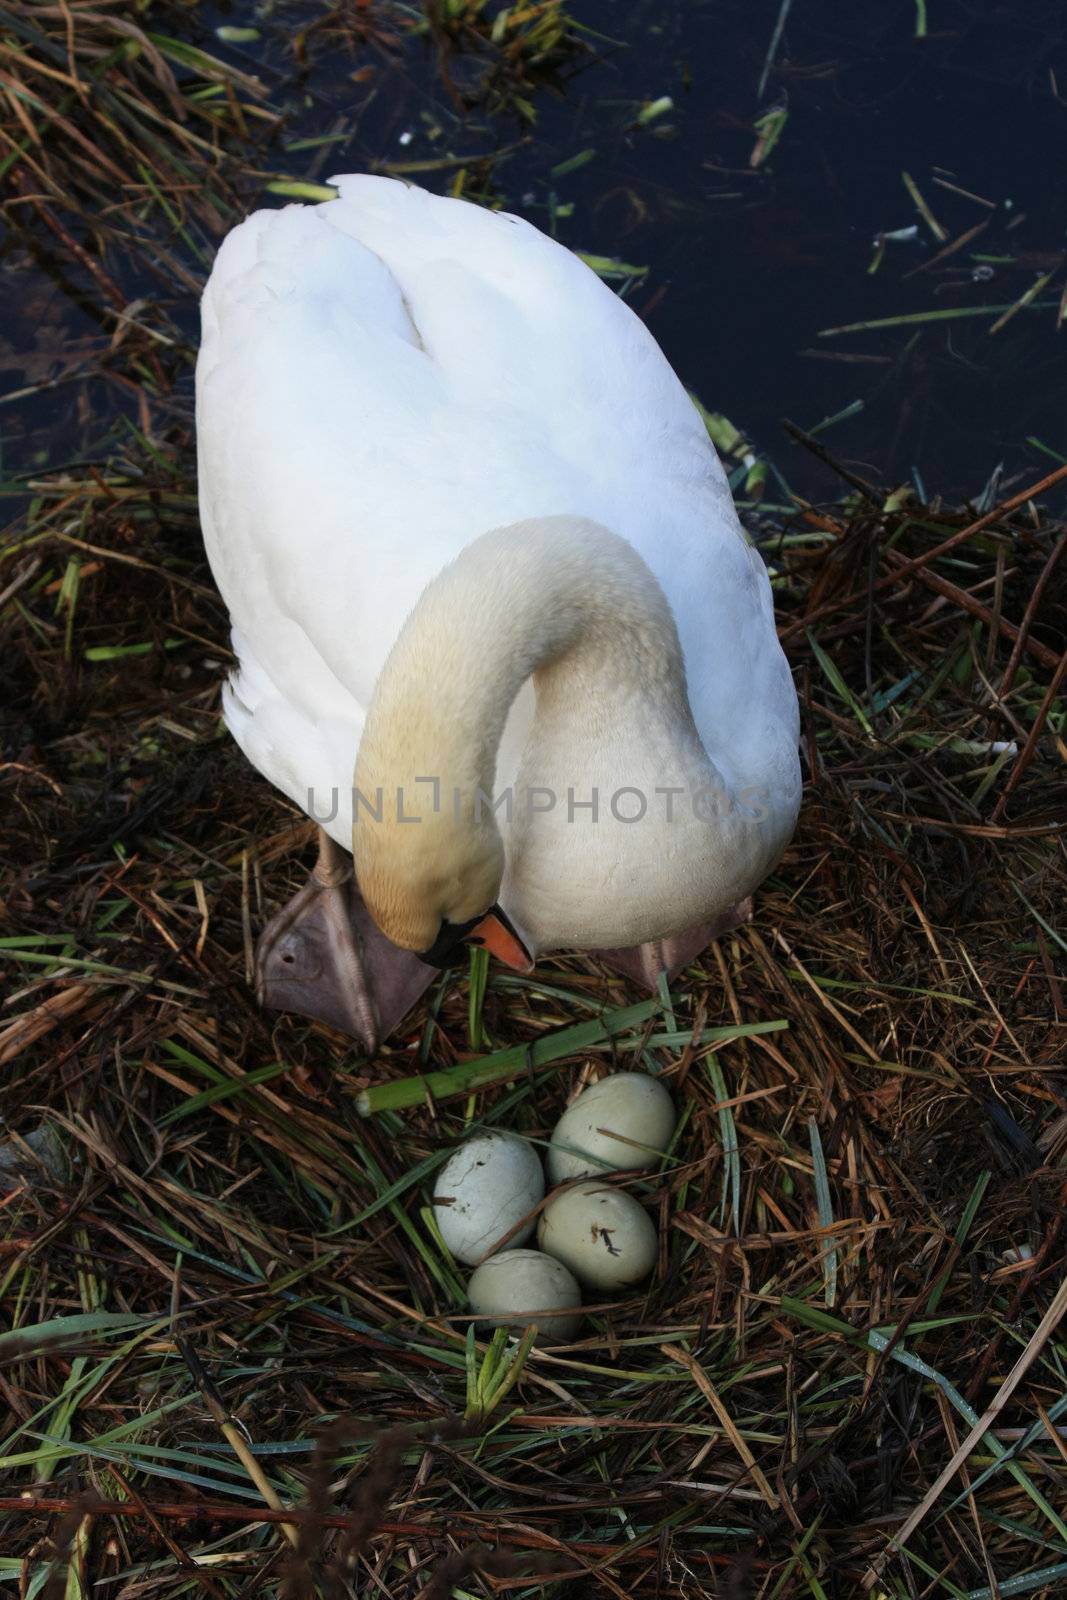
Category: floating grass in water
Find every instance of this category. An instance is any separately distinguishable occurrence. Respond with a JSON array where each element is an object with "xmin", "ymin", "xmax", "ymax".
[{"xmin": 419, "ymin": 0, "xmax": 591, "ymax": 120}]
